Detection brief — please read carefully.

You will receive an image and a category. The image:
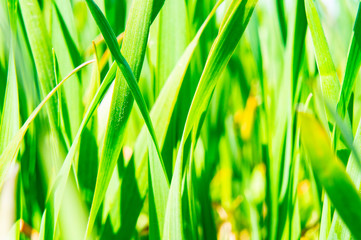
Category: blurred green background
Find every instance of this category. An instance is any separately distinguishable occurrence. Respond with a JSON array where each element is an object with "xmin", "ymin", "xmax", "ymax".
[{"xmin": 0, "ymin": 0, "xmax": 361, "ymax": 239}]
